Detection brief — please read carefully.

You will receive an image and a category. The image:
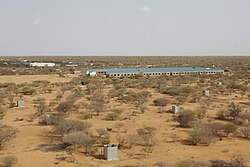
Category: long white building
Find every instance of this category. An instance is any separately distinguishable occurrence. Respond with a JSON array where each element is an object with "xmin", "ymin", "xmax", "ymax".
[
  {"xmin": 30, "ymin": 62, "xmax": 56, "ymax": 67},
  {"xmin": 87, "ymin": 67, "xmax": 224, "ymax": 77}
]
